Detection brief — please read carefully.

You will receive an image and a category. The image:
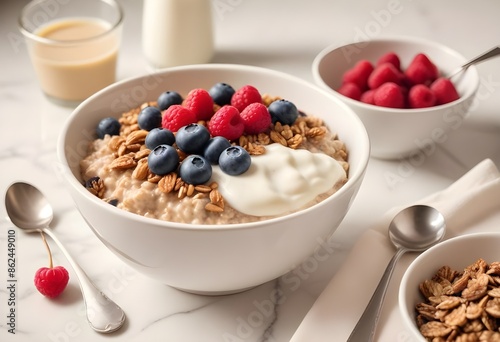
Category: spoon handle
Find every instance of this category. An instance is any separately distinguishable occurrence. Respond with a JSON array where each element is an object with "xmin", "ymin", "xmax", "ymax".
[
  {"xmin": 449, "ymin": 46, "xmax": 500, "ymax": 78},
  {"xmin": 346, "ymin": 248, "xmax": 407, "ymax": 342},
  {"xmin": 42, "ymin": 228, "xmax": 126, "ymax": 333}
]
